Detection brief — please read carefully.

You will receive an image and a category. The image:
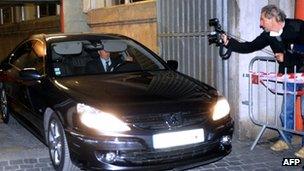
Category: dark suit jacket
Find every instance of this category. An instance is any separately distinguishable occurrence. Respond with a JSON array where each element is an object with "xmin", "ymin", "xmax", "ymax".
[
  {"xmin": 85, "ymin": 57, "xmax": 121, "ymax": 74},
  {"xmin": 226, "ymin": 19, "xmax": 304, "ymax": 73}
]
